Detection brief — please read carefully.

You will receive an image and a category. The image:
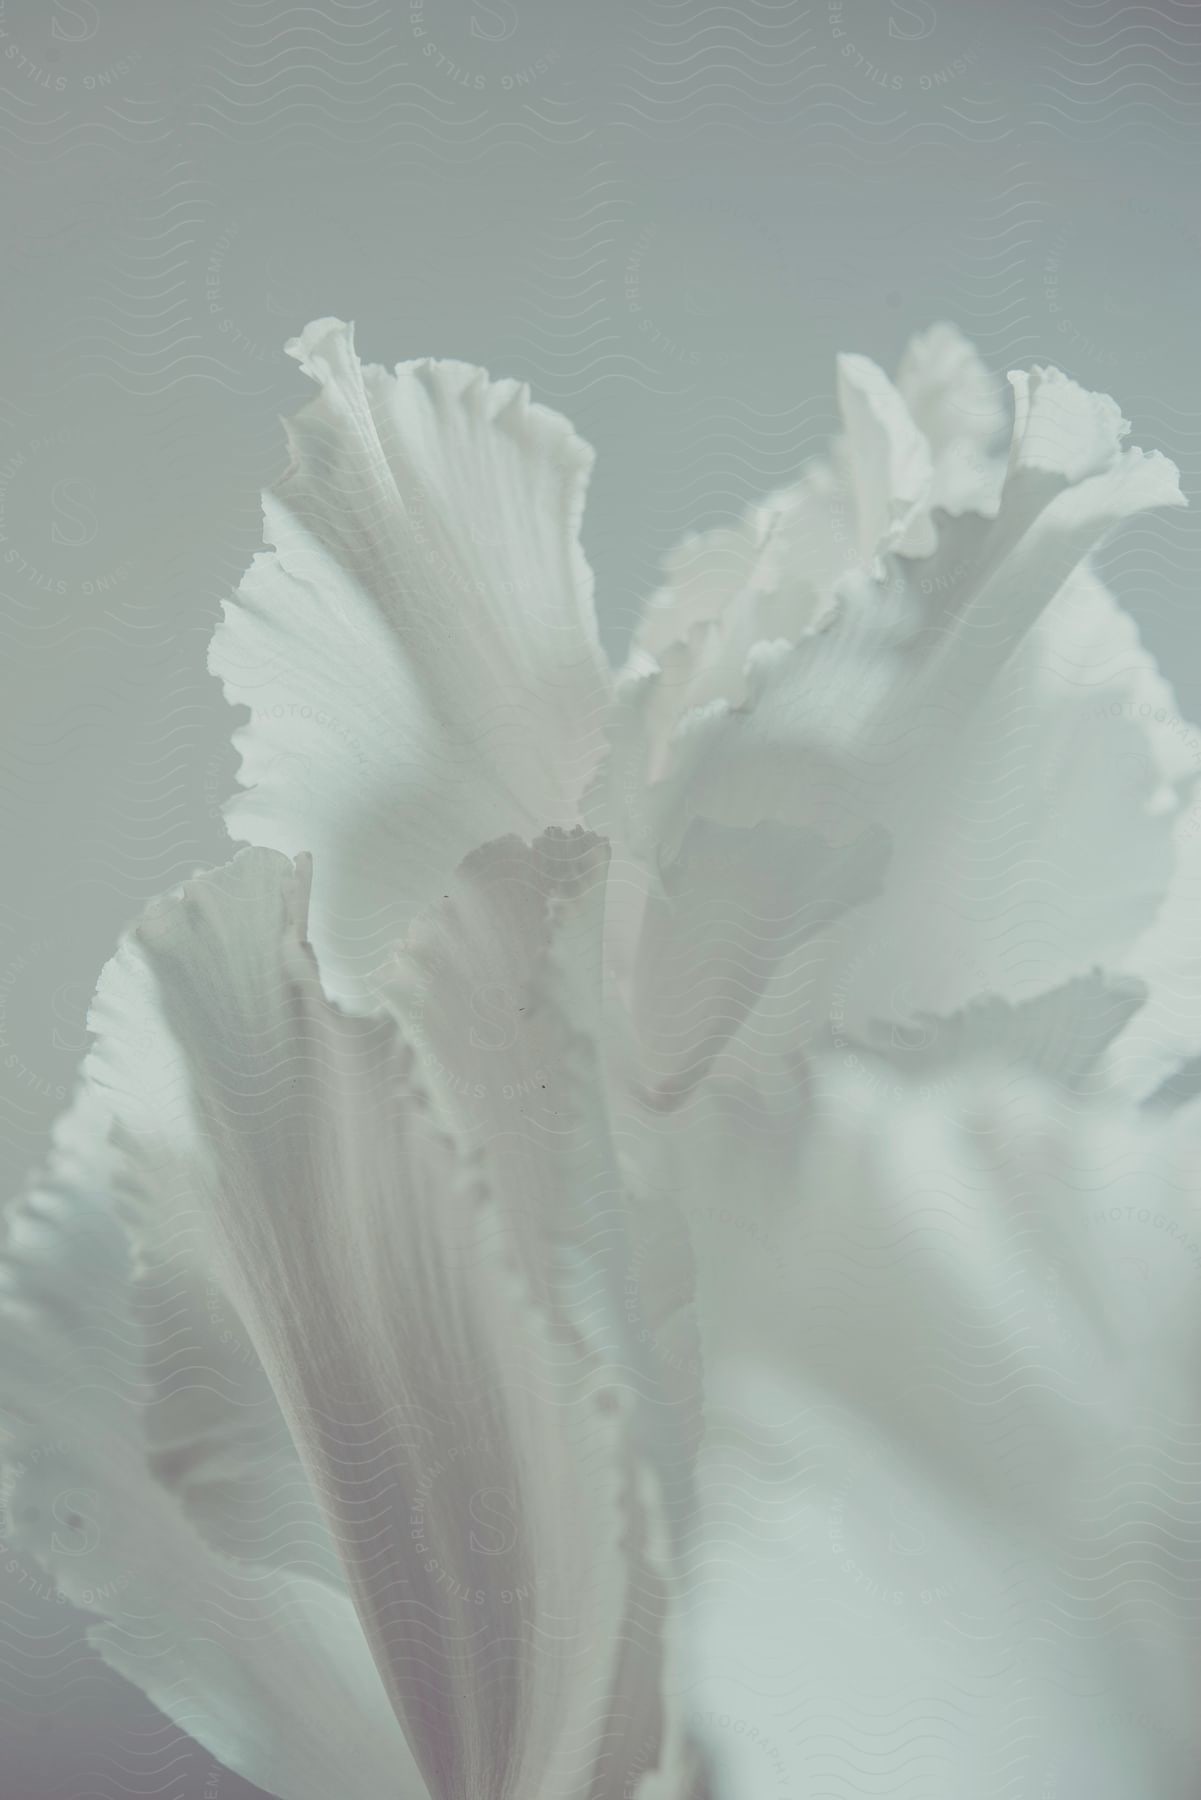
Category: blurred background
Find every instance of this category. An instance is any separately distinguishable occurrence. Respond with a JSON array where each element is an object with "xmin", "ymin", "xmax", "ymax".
[{"xmin": 0, "ymin": 1, "xmax": 1198, "ymax": 1794}]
